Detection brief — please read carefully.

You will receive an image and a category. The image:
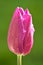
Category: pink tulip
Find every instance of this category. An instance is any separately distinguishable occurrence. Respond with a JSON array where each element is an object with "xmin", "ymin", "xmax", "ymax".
[{"xmin": 7, "ymin": 7, "xmax": 35, "ymax": 56}]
